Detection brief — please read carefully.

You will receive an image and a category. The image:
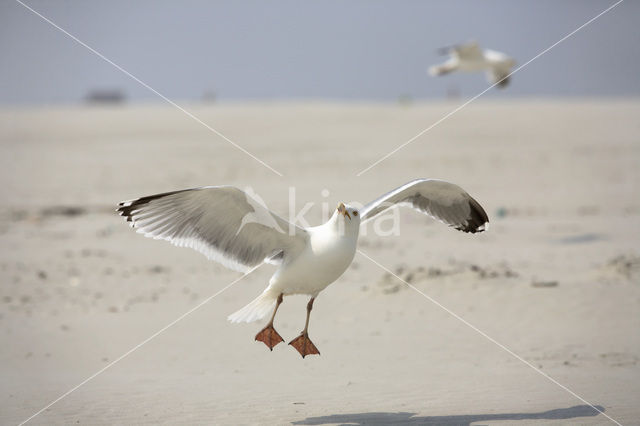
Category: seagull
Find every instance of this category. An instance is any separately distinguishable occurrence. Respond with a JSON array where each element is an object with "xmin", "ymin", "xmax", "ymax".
[
  {"xmin": 117, "ymin": 179, "xmax": 489, "ymax": 358},
  {"xmin": 428, "ymin": 41, "xmax": 516, "ymax": 88}
]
